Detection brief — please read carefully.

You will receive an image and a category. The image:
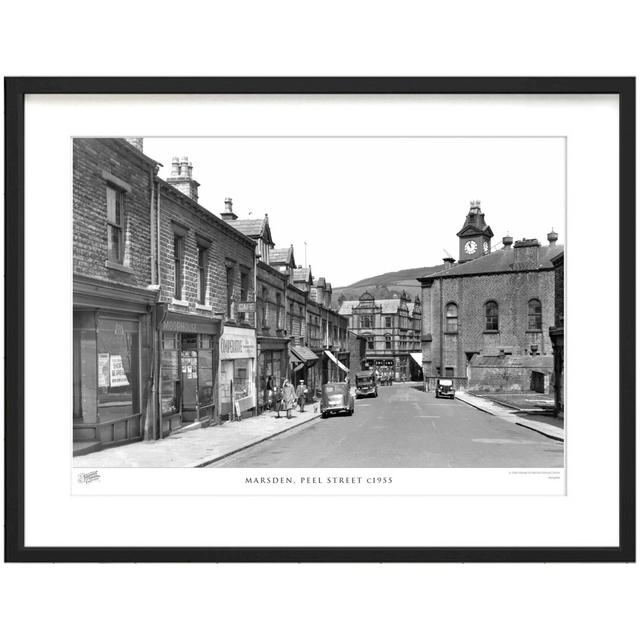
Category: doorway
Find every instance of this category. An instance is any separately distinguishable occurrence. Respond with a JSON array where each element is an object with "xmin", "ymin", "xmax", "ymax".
[{"xmin": 181, "ymin": 334, "xmax": 198, "ymax": 422}]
